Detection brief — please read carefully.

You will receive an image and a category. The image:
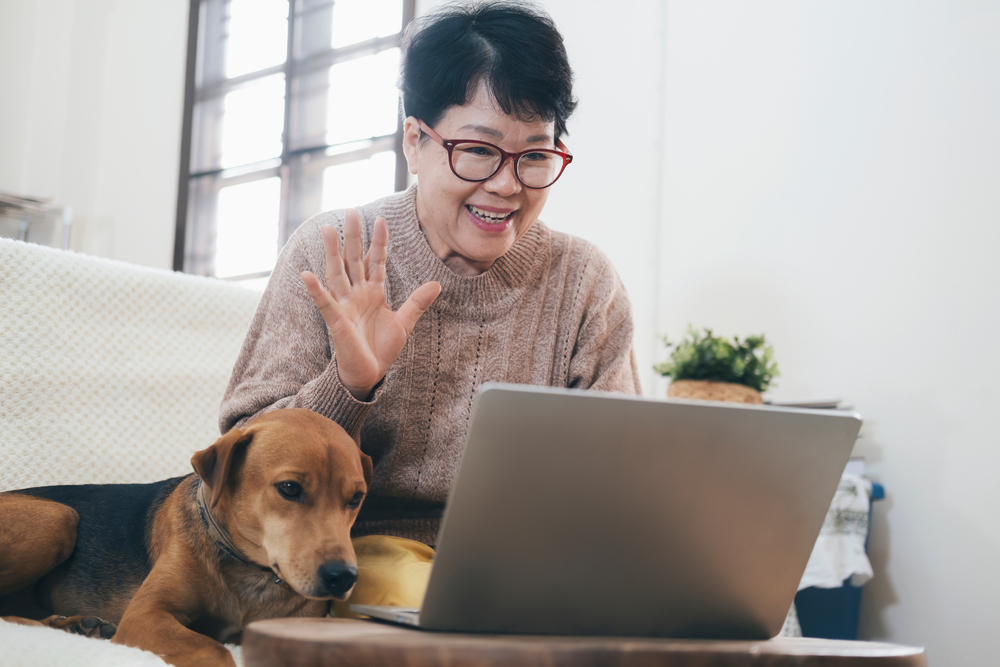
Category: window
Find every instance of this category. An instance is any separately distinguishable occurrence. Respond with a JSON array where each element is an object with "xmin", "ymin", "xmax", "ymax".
[{"xmin": 175, "ymin": 0, "xmax": 415, "ymax": 288}]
